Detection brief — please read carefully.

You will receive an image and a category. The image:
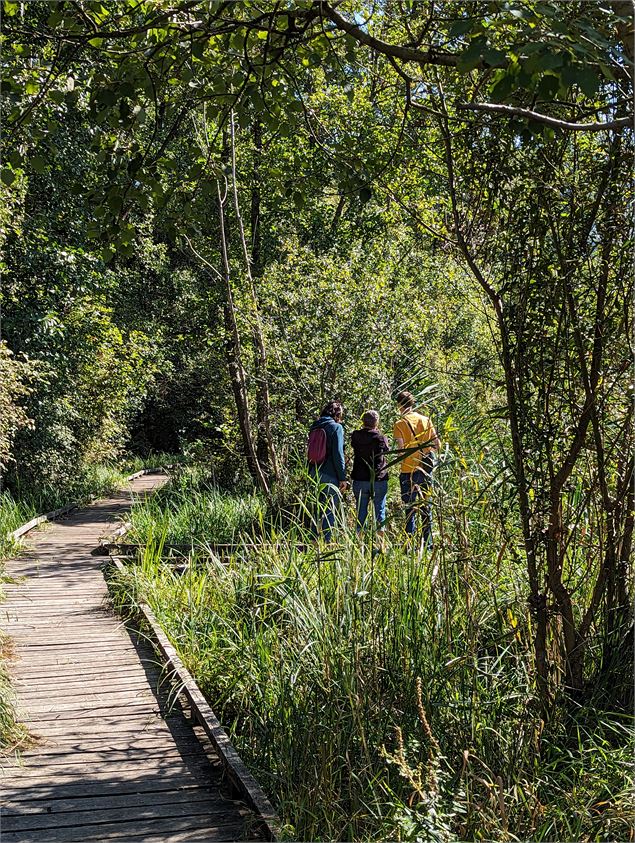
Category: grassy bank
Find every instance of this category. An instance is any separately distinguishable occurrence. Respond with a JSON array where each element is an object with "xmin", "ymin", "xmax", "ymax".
[{"xmin": 111, "ymin": 468, "xmax": 634, "ymax": 842}]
